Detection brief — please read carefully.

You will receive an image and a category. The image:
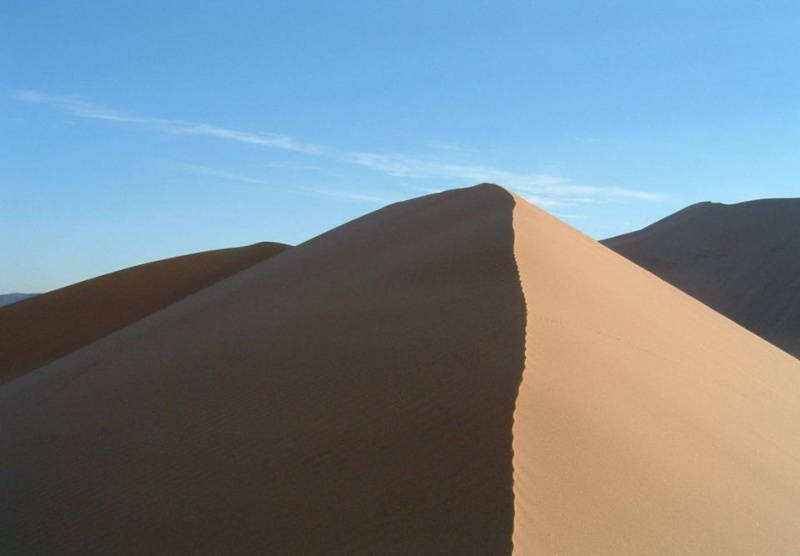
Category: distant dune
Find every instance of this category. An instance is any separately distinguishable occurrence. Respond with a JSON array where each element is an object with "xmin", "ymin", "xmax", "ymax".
[
  {"xmin": 0, "ymin": 242, "xmax": 289, "ymax": 384},
  {"xmin": 2, "ymin": 186, "xmax": 799, "ymax": 554},
  {"xmin": 0, "ymin": 293, "xmax": 38, "ymax": 308},
  {"xmin": 603, "ymin": 199, "xmax": 800, "ymax": 358}
]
